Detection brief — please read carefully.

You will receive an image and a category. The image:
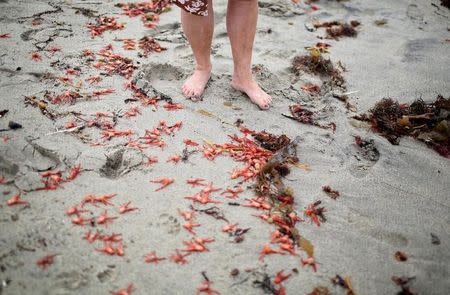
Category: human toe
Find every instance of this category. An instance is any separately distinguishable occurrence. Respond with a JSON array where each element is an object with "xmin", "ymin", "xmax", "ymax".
[{"xmin": 188, "ymin": 89, "xmax": 196, "ymax": 97}]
